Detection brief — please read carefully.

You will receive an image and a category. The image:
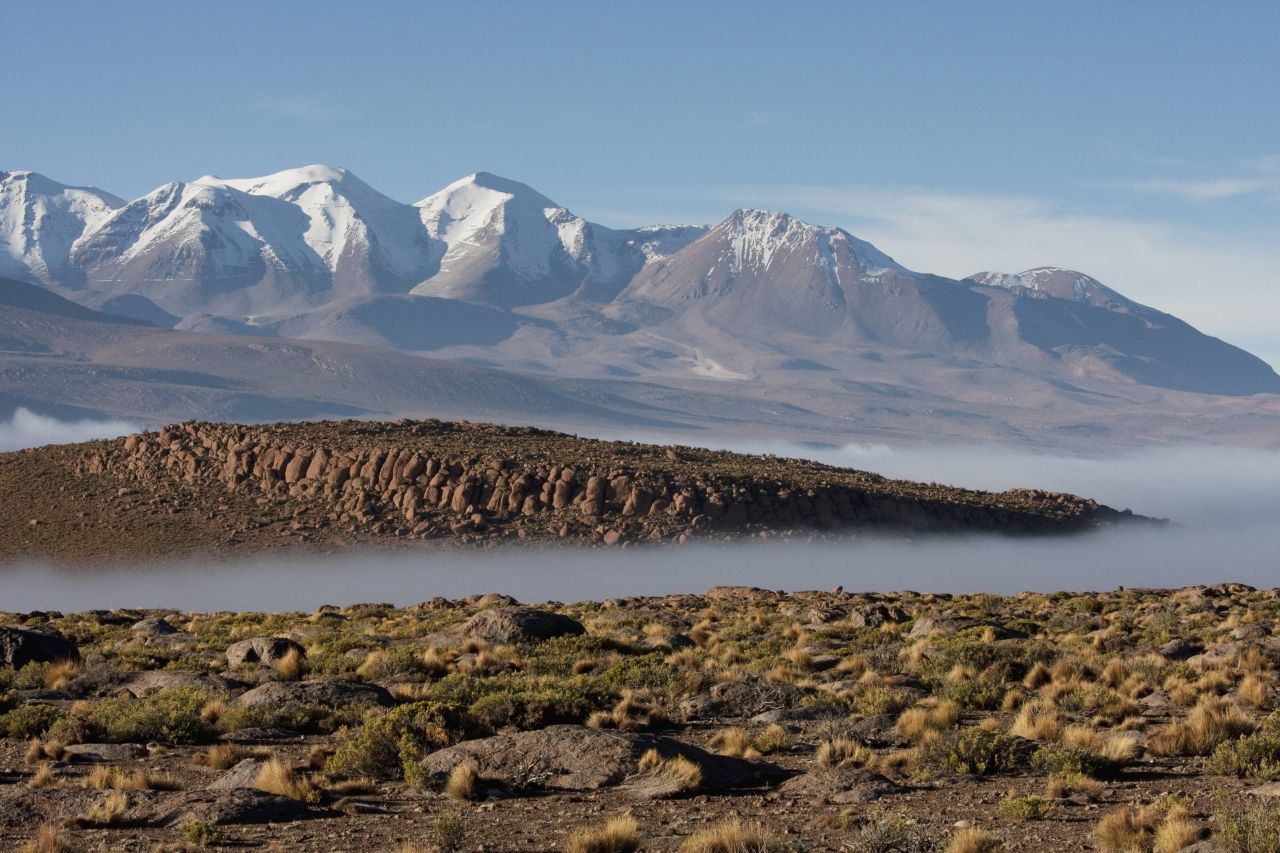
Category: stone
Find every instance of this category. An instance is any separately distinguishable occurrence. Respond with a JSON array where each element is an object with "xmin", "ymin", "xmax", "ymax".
[
  {"xmin": 225, "ymin": 636, "xmax": 305, "ymax": 668},
  {"xmin": 0, "ymin": 625, "xmax": 79, "ymax": 669},
  {"xmin": 681, "ymin": 681, "xmax": 809, "ymax": 720},
  {"xmin": 230, "ymin": 680, "xmax": 394, "ymax": 710},
  {"xmin": 420, "ymin": 725, "xmax": 780, "ymax": 793},
  {"xmin": 173, "ymin": 788, "xmax": 319, "ymax": 825},
  {"xmin": 774, "ymin": 767, "xmax": 906, "ymax": 804},
  {"xmin": 64, "ymin": 743, "xmax": 149, "ymax": 762},
  {"xmin": 207, "ymin": 758, "xmax": 265, "ymax": 791},
  {"xmin": 907, "ymin": 614, "xmax": 981, "ymax": 639},
  {"xmin": 131, "ymin": 616, "xmax": 179, "ymax": 635},
  {"xmin": 453, "ymin": 607, "xmax": 586, "ymax": 644},
  {"xmin": 1158, "ymin": 639, "xmax": 1201, "ymax": 661}
]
